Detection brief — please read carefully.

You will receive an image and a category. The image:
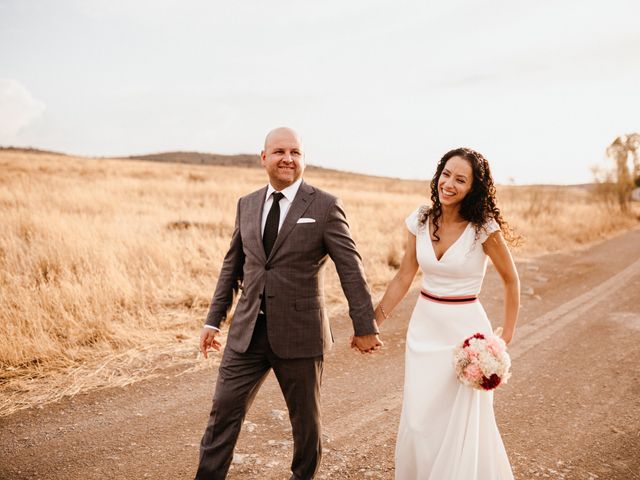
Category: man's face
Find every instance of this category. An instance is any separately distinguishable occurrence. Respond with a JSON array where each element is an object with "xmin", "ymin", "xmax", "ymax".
[{"xmin": 261, "ymin": 129, "xmax": 305, "ymax": 190}]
